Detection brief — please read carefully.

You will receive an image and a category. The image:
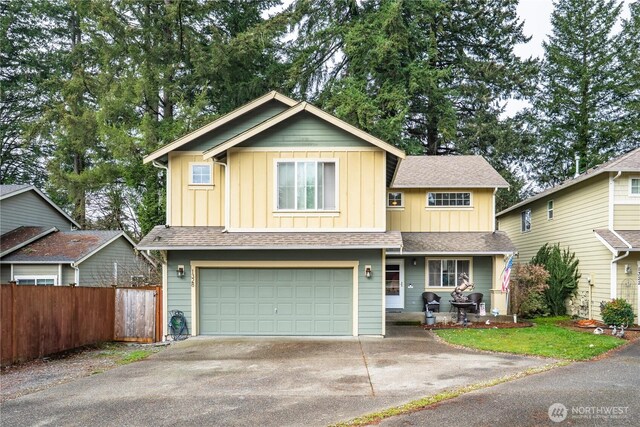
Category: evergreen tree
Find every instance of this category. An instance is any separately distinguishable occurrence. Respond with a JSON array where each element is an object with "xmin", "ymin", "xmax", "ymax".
[
  {"xmin": 618, "ymin": 1, "xmax": 640, "ymax": 147},
  {"xmin": 531, "ymin": 0, "xmax": 630, "ymax": 186}
]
